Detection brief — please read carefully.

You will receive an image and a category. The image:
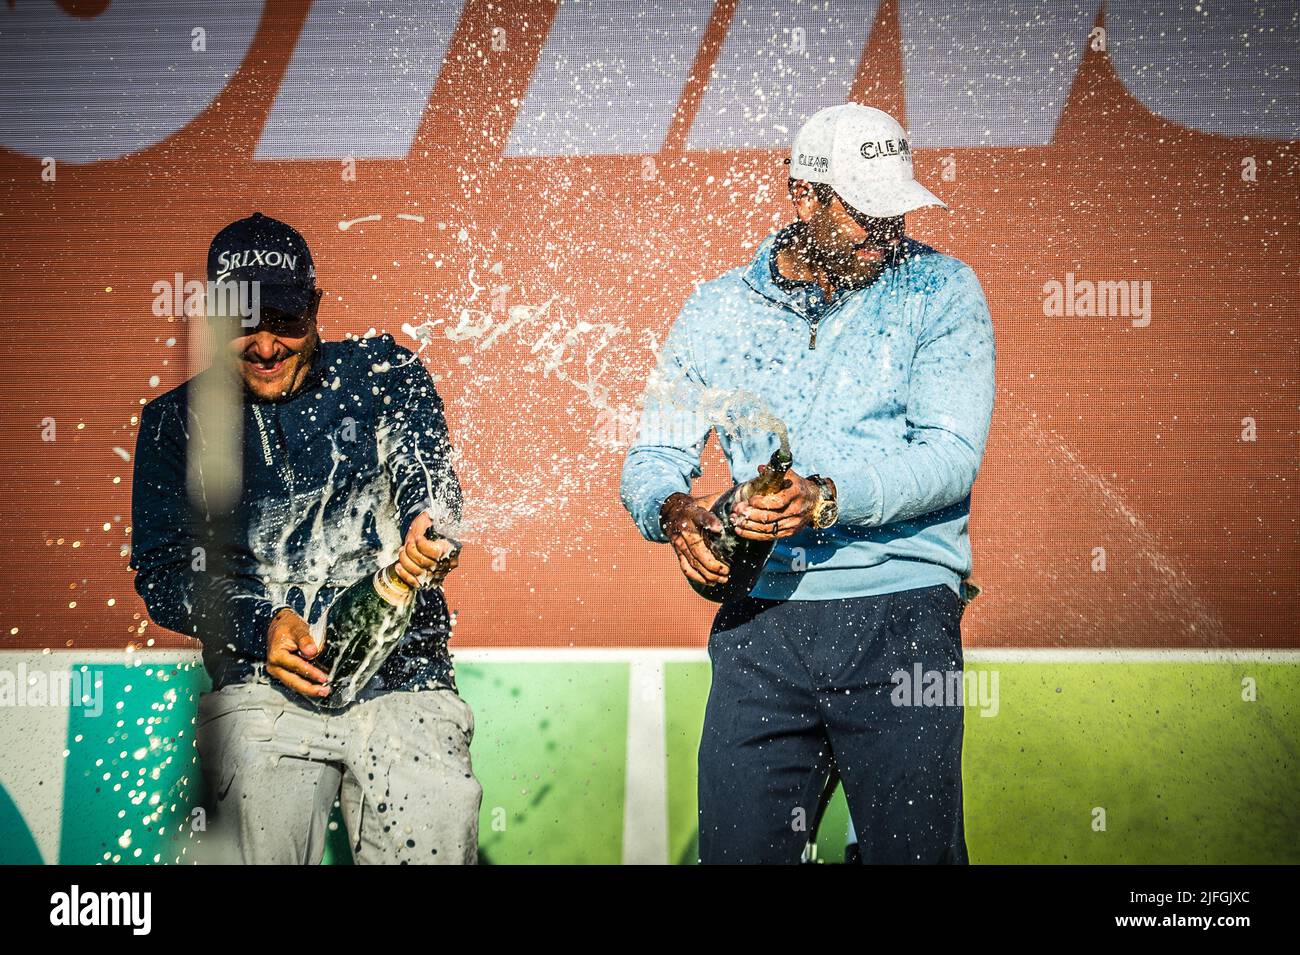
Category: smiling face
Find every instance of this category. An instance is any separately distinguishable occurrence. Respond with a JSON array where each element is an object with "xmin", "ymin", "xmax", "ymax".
[
  {"xmin": 789, "ymin": 179, "xmax": 904, "ymax": 288},
  {"xmin": 225, "ymin": 291, "xmax": 321, "ymax": 401}
]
